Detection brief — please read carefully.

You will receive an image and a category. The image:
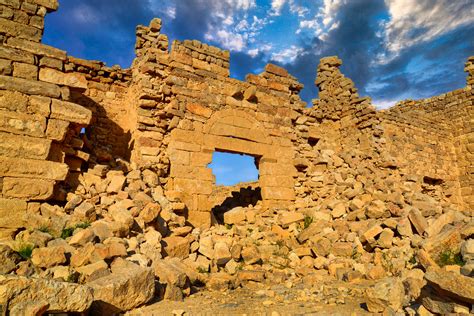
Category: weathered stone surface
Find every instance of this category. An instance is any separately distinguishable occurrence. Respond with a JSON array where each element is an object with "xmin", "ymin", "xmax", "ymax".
[
  {"xmin": 214, "ymin": 242, "xmax": 232, "ymax": 265},
  {"xmin": 45, "ymin": 118, "xmax": 69, "ymax": 141},
  {"xmin": 39, "ymin": 67, "xmax": 87, "ymax": 89},
  {"xmin": 162, "ymin": 236, "xmax": 190, "ymax": 259},
  {"xmin": 88, "ymin": 260, "xmax": 154, "ymax": 313},
  {"xmin": 424, "ymin": 267, "xmax": 474, "ymax": 304},
  {"xmin": 0, "ymin": 74, "xmax": 61, "ymax": 97},
  {"xmin": 365, "ymin": 277, "xmax": 405, "ymax": 312},
  {"xmin": 0, "ymin": 156, "xmax": 68, "ymax": 180},
  {"xmin": 0, "ymin": 17, "xmax": 41, "ymax": 41},
  {"xmin": 409, "ymin": 208, "xmax": 428, "ymax": 235},
  {"xmin": 0, "ymin": 133, "xmax": 51, "ymax": 159},
  {"xmin": 7, "ymin": 37, "xmax": 66, "ymax": 59},
  {"xmin": 107, "ymin": 174, "xmax": 126, "ymax": 193},
  {"xmin": 2, "ymin": 177, "xmax": 55, "ymax": 200},
  {"xmin": 0, "ymin": 109, "xmax": 46, "ymax": 137},
  {"xmin": 31, "ymin": 246, "xmax": 66, "ymax": 268},
  {"xmin": 223, "ymin": 206, "xmax": 246, "ymax": 225},
  {"xmin": 0, "ymin": 244, "xmax": 20, "ymax": 274},
  {"xmin": 0, "ymin": 45, "xmax": 35, "ymax": 64},
  {"xmin": 278, "ymin": 212, "xmax": 304, "ymax": 227},
  {"xmin": 0, "ymin": 198, "xmax": 27, "ymax": 228},
  {"xmin": 0, "ymin": 275, "xmax": 93, "ymax": 313},
  {"xmin": 51, "ymin": 99, "xmax": 92, "ymax": 125}
]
